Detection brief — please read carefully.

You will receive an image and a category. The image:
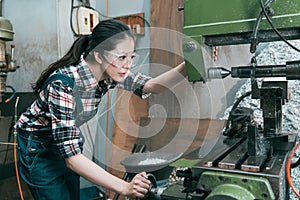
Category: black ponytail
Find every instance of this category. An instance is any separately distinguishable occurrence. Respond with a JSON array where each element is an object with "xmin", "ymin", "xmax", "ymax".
[{"xmin": 32, "ymin": 35, "xmax": 89, "ymax": 96}]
